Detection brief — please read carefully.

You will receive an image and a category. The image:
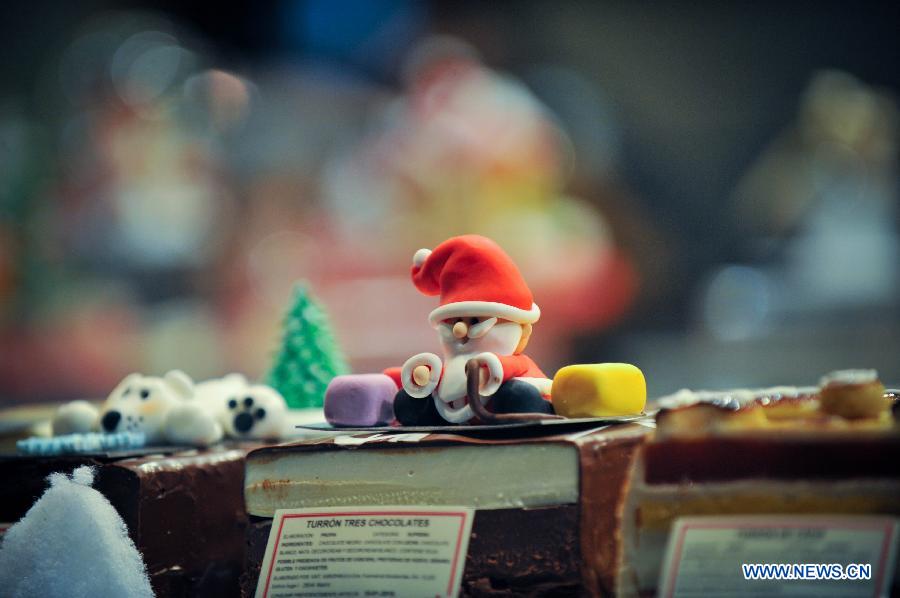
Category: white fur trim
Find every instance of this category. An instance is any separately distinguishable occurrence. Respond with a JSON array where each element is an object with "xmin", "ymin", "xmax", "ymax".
[
  {"xmin": 429, "ymin": 301, "xmax": 540, "ymax": 326},
  {"xmin": 401, "ymin": 352, "xmax": 442, "ymax": 398},
  {"xmin": 412, "ymin": 248, "xmax": 432, "ymax": 268}
]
